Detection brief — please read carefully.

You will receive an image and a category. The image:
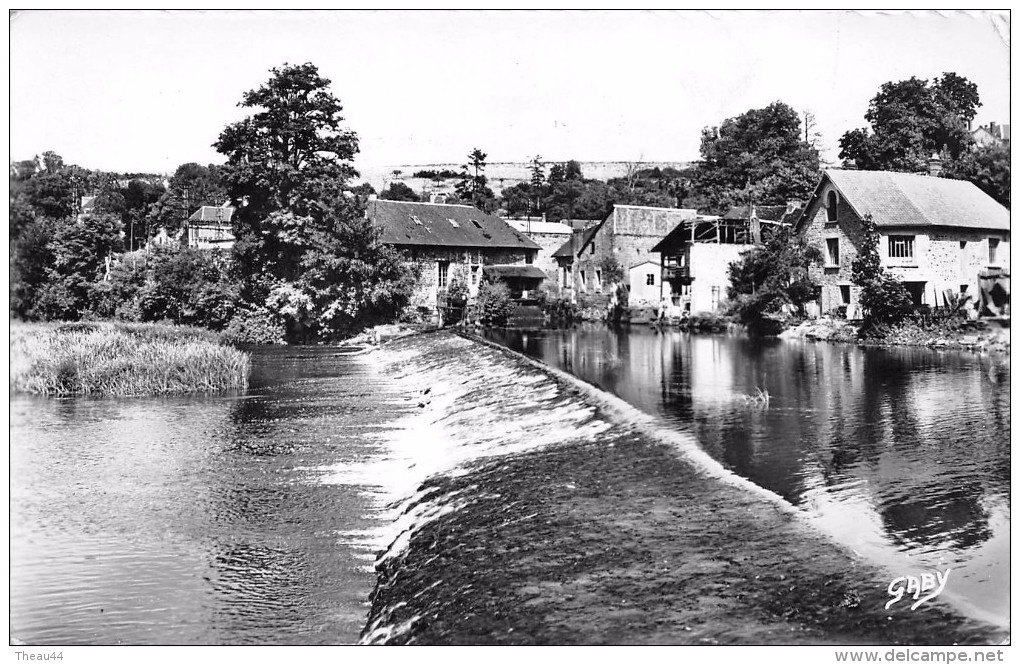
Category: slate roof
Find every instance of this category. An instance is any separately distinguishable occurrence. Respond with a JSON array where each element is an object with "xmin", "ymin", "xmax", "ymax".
[
  {"xmin": 552, "ymin": 223, "xmax": 603, "ymax": 258},
  {"xmin": 367, "ymin": 200, "xmax": 540, "ymax": 250},
  {"xmin": 188, "ymin": 206, "xmax": 235, "ymax": 223},
  {"xmin": 811, "ymin": 169, "xmax": 1010, "ymax": 231},
  {"xmin": 482, "ymin": 265, "xmax": 547, "ymax": 279}
]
